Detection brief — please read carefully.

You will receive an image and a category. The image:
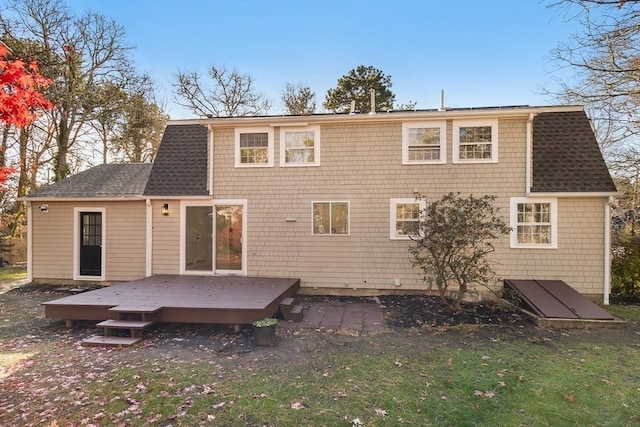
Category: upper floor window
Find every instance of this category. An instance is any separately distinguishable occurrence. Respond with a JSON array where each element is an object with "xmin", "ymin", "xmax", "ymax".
[
  {"xmin": 510, "ymin": 197, "xmax": 557, "ymax": 248},
  {"xmin": 453, "ymin": 119, "xmax": 498, "ymax": 163},
  {"xmin": 390, "ymin": 198, "xmax": 426, "ymax": 239},
  {"xmin": 281, "ymin": 126, "xmax": 320, "ymax": 166},
  {"xmin": 235, "ymin": 127, "xmax": 274, "ymax": 167},
  {"xmin": 402, "ymin": 122, "xmax": 446, "ymax": 164},
  {"xmin": 312, "ymin": 201, "xmax": 349, "ymax": 235}
]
